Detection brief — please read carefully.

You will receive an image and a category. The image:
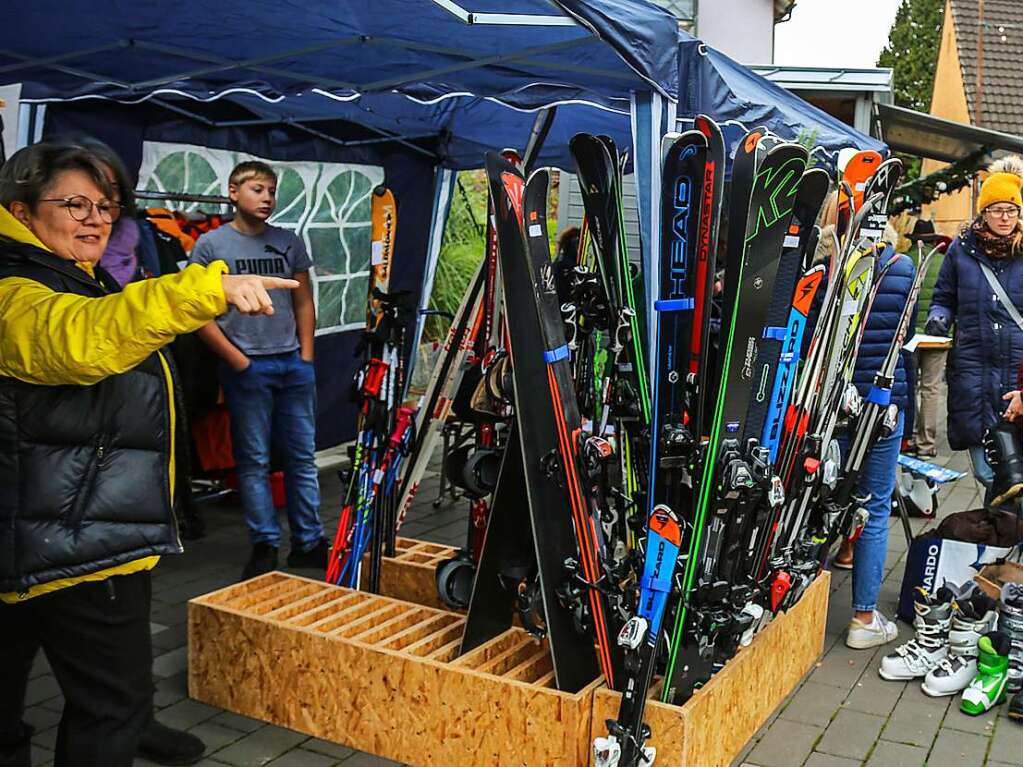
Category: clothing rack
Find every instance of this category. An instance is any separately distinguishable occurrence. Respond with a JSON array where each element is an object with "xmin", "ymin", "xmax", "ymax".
[{"xmin": 134, "ymin": 189, "xmax": 231, "ymax": 205}]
